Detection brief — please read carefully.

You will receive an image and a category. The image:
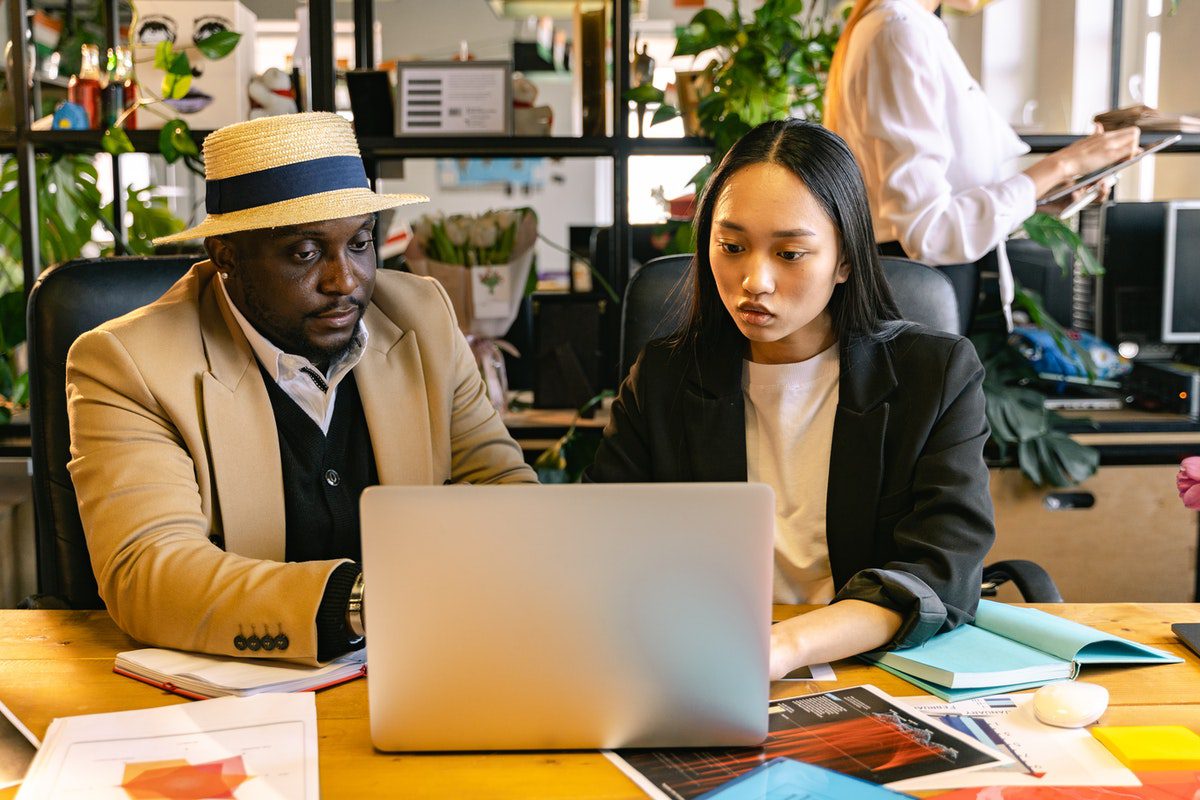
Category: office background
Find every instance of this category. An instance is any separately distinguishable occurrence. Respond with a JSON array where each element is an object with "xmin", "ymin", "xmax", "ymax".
[{"xmin": 0, "ymin": 0, "xmax": 1198, "ymax": 609}]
